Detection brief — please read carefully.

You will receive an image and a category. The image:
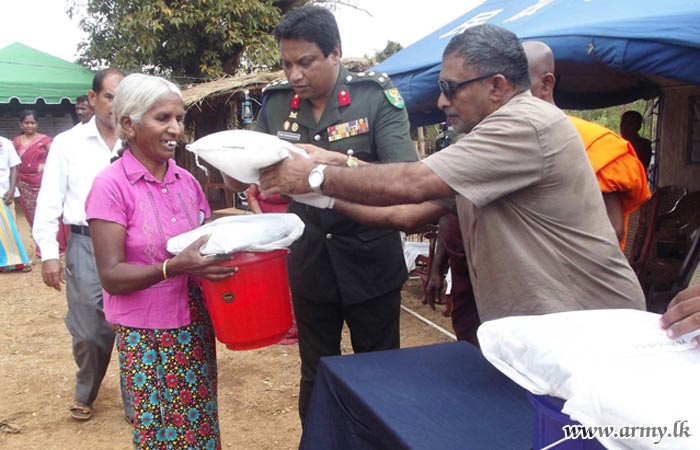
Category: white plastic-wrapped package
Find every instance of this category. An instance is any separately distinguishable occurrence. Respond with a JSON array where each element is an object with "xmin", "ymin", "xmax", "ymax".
[
  {"xmin": 186, "ymin": 129, "xmax": 298, "ymax": 183},
  {"xmin": 562, "ymin": 350, "xmax": 700, "ymax": 449},
  {"xmin": 478, "ymin": 309, "xmax": 700, "ymax": 450},
  {"xmin": 186, "ymin": 129, "xmax": 334, "ymax": 208},
  {"xmin": 167, "ymin": 213, "xmax": 305, "ymax": 255}
]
